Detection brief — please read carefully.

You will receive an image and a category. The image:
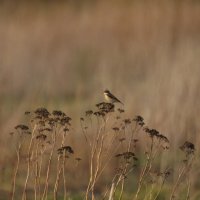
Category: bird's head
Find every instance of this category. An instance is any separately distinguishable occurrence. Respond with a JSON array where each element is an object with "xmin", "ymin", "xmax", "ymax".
[{"xmin": 104, "ymin": 89, "xmax": 110, "ymax": 95}]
